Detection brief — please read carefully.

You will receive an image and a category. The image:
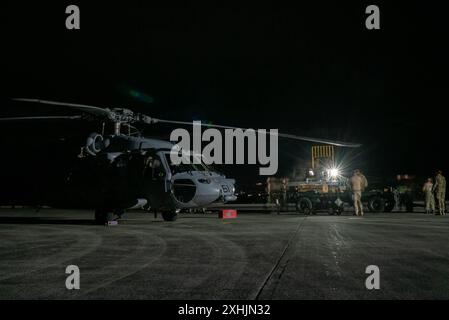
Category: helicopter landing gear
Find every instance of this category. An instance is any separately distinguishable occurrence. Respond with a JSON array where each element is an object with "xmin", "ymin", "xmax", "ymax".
[
  {"xmin": 113, "ymin": 208, "xmax": 125, "ymax": 219},
  {"xmin": 161, "ymin": 210, "xmax": 178, "ymax": 221},
  {"xmin": 94, "ymin": 208, "xmax": 118, "ymax": 225}
]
